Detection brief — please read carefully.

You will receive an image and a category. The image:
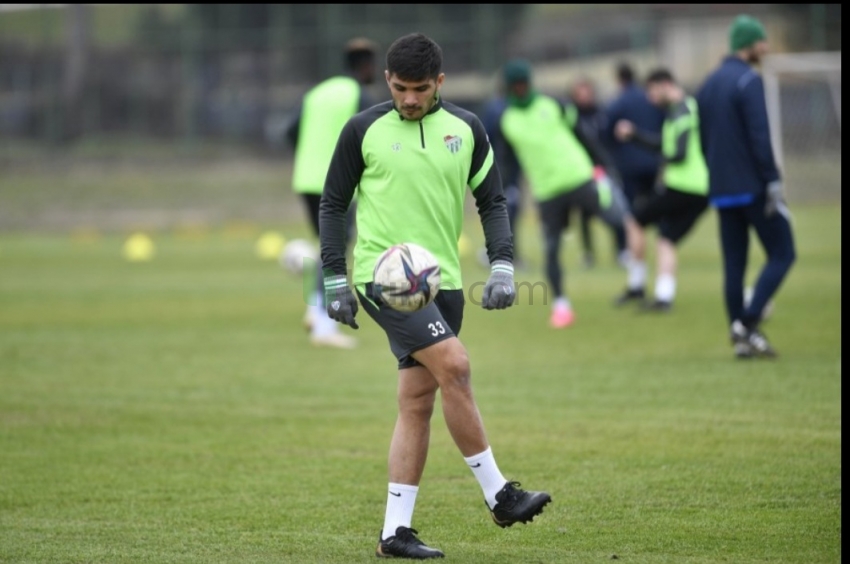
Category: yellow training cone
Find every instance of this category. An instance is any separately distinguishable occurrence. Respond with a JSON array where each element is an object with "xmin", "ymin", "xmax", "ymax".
[
  {"xmin": 255, "ymin": 231, "xmax": 286, "ymax": 260},
  {"xmin": 123, "ymin": 232, "xmax": 155, "ymax": 262}
]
